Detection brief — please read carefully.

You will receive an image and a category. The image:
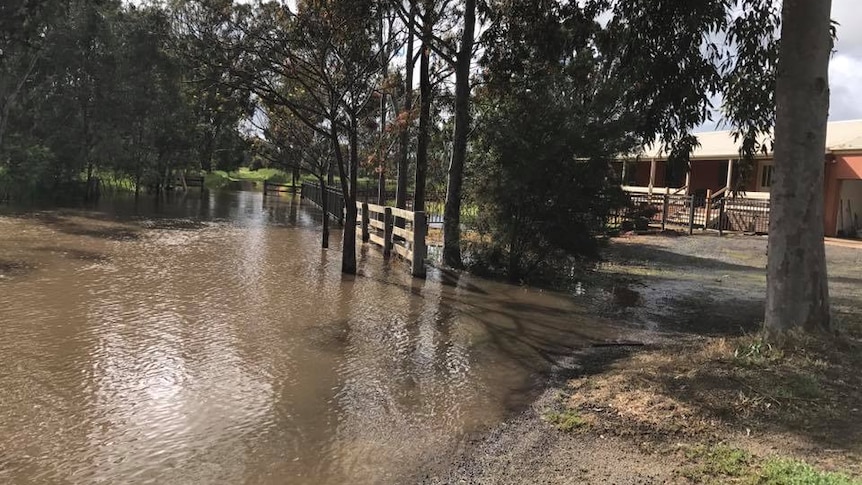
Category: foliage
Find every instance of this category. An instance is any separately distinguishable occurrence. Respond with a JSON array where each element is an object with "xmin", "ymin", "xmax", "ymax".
[
  {"xmin": 0, "ymin": 0, "xmax": 252, "ymax": 200},
  {"xmin": 467, "ymin": 0, "xmax": 633, "ymax": 281}
]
